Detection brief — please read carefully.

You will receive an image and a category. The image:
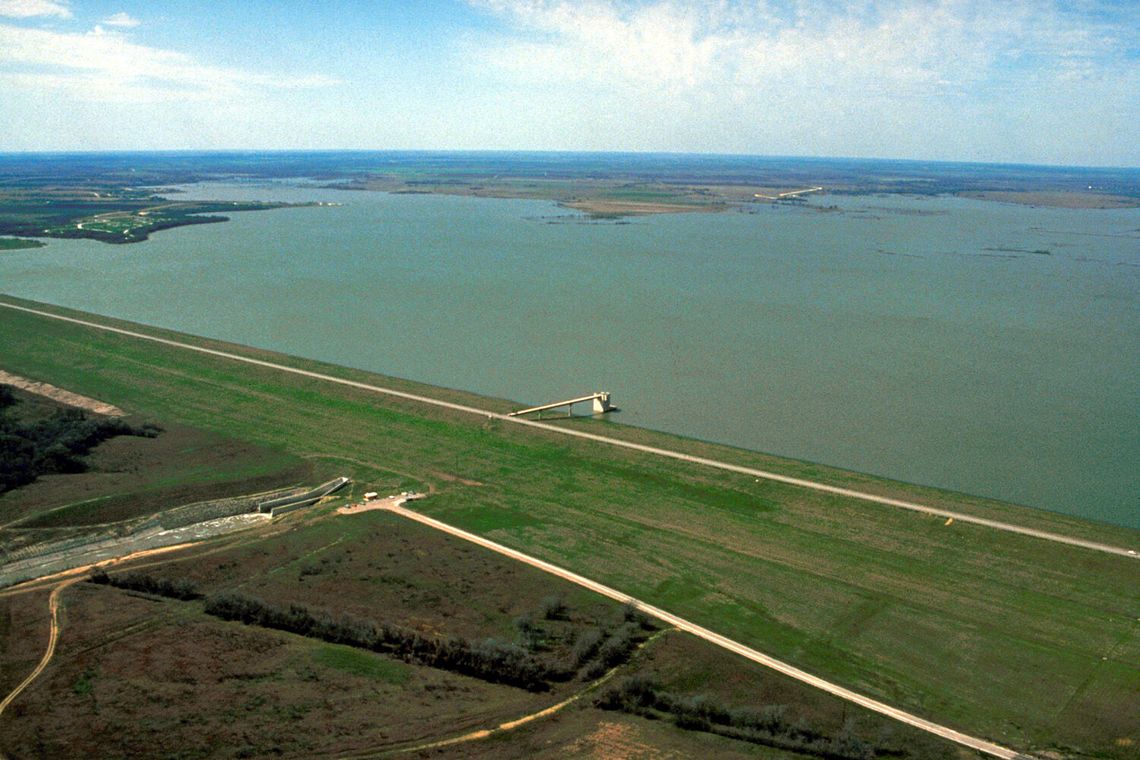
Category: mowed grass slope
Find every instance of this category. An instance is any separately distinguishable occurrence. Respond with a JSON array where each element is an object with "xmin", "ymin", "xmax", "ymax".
[{"xmin": 1, "ymin": 297, "xmax": 1137, "ymax": 757}]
